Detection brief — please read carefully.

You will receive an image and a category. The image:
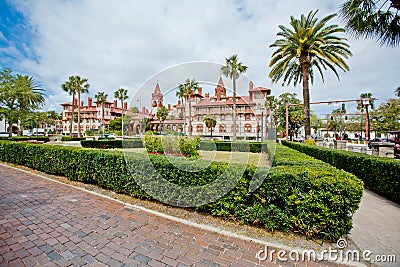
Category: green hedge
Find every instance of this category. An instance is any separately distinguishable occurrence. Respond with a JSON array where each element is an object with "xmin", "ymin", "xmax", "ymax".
[
  {"xmin": 0, "ymin": 136, "xmax": 50, "ymax": 142},
  {"xmin": 200, "ymin": 140, "xmax": 267, "ymax": 153},
  {"xmin": 0, "ymin": 140, "xmax": 363, "ymax": 240},
  {"xmin": 81, "ymin": 139, "xmax": 144, "ymax": 149},
  {"xmin": 282, "ymin": 140, "xmax": 400, "ymax": 204},
  {"xmin": 61, "ymin": 136, "xmax": 86, "ymax": 141}
]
